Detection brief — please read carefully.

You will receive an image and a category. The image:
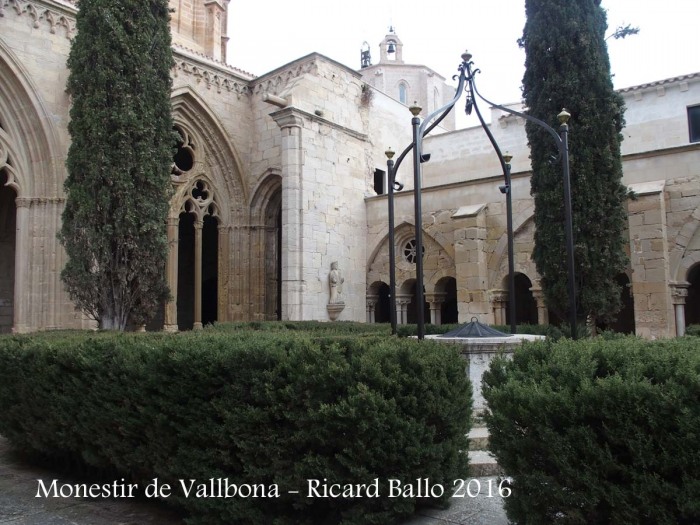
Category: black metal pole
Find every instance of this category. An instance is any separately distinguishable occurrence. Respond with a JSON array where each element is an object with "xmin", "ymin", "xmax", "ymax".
[
  {"xmin": 386, "ymin": 151, "xmax": 398, "ymax": 335},
  {"xmin": 559, "ymin": 112, "xmax": 577, "ymax": 339},
  {"xmin": 410, "ymin": 105, "xmax": 426, "ymax": 340},
  {"xmin": 504, "ymin": 156, "xmax": 516, "ymax": 335}
]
